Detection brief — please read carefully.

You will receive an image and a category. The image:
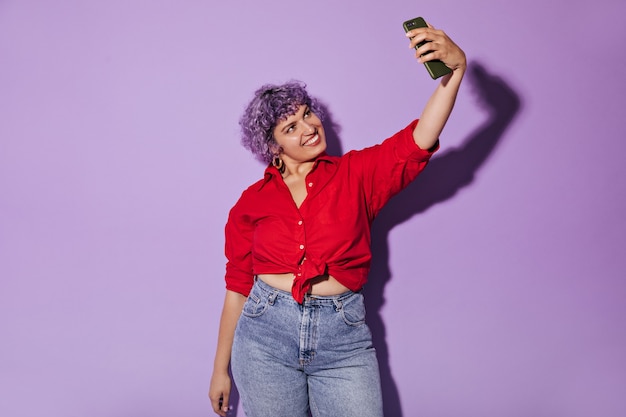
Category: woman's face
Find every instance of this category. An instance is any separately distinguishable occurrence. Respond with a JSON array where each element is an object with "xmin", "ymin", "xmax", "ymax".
[{"xmin": 272, "ymin": 104, "xmax": 326, "ymax": 164}]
